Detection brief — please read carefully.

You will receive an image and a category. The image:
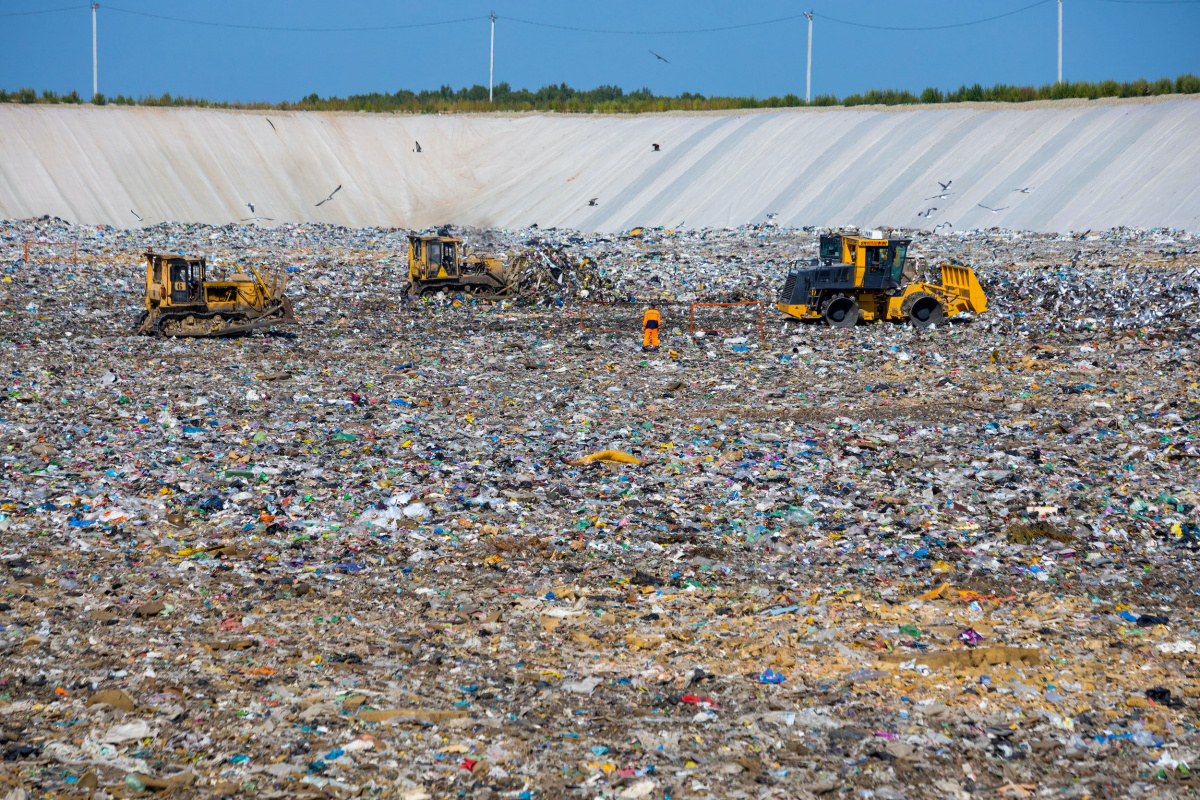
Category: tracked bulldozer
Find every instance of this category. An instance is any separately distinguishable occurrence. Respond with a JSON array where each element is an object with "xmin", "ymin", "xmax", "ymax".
[
  {"xmin": 777, "ymin": 232, "xmax": 986, "ymax": 328},
  {"xmin": 134, "ymin": 250, "xmax": 295, "ymax": 337},
  {"xmin": 408, "ymin": 232, "xmax": 516, "ymax": 300}
]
